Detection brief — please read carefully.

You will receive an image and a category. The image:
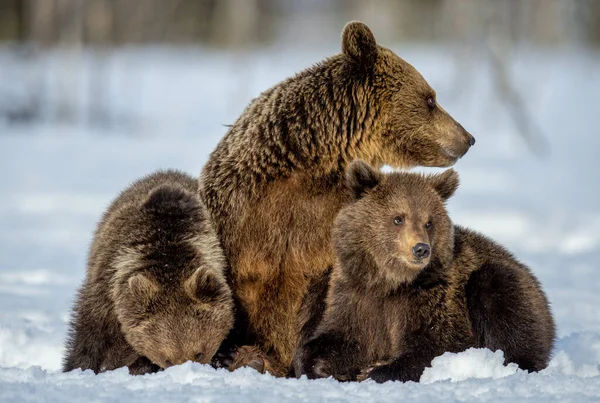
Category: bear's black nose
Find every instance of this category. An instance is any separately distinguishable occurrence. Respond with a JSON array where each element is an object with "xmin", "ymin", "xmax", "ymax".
[
  {"xmin": 412, "ymin": 243, "xmax": 431, "ymax": 259},
  {"xmin": 468, "ymin": 135, "xmax": 476, "ymax": 146}
]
